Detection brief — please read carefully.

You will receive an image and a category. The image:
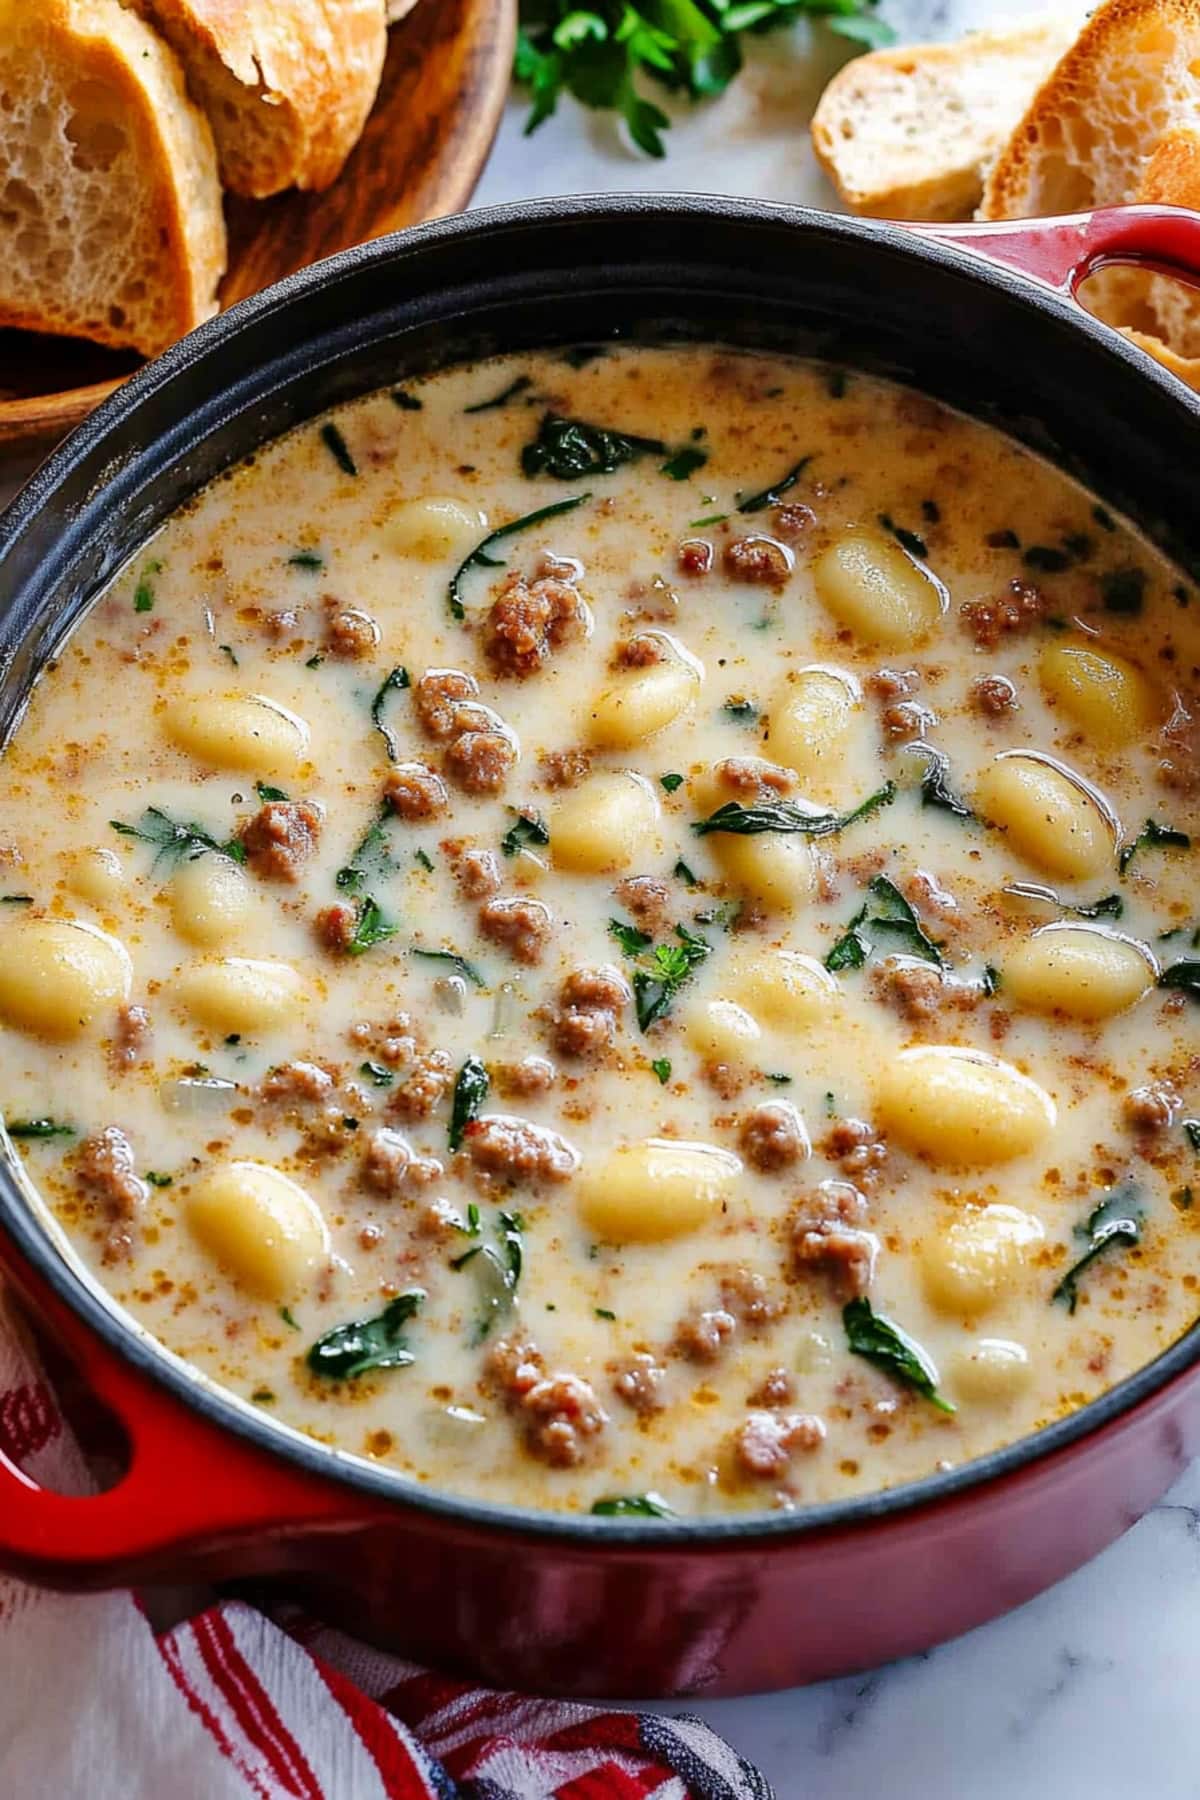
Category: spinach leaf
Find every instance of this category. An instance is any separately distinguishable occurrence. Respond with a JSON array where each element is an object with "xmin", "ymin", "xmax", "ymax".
[
  {"xmin": 134, "ymin": 559, "xmax": 162, "ymax": 613},
  {"xmin": 843, "ymin": 1297, "xmax": 955, "ymax": 1413},
  {"xmin": 320, "ymin": 422, "xmax": 357, "ymax": 476},
  {"xmin": 449, "ymin": 493, "xmax": 591, "ymax": 619},
  {"xmin": 1120, "ymin": 818, "xmax": 1191, "ymax": 875},
  {"xmin": 660, "ymin": 772, "xmax": 684, "ymax": 793},
  {"xmin": 458, "ymin": 1209, "xmax": 524, "ymax": 1343},
  {"xmin": 692, "ymin": 781, "xmax": 895, "ymax": 839},
  {"xmin": 722, "ymin": 697, "xmax": 758, "ymax": 723},
  {"xmin": 1051, "ymin": 1184, "xmax": 1143, "ymax": 1313},
  {"xmin": 336, "ymin": 807, "xmax": 395, "ymax": 893},
  {"xmin": 370, "ymin": 666, "xmax": 410, "ymax": 763},
  {"xmin": 345, "ymin": 897, "xmax": 399, "ymax": 956},
  {"xmin": 660, "ymin": 445, "xmax": 708, "ymax": 481},
  {"xmin": 1160, "ymin": 960, "xmax": 1200, "ymax": 1001},
  {"xmin": 825, "ymin": 874, "xmax": 943, "ymax": 972},
  {"xmin": 288, "ymin": 549, "xmax": 324, "ymax": 571},
  {"xmin": 6, "ymin": 1118, "xmax": 74, "ymax": 1140},
  {"xmin": 737, "ymin": 456, "xmax": 811, "ymax": 514},
  {"xmin": 651, "ymin": 1058, "xmax": 672, "ymax": 1084},
  {"xmin": 306, "ymin": 1290, "xmax": 424, "ymax": 1379},
  {"xmin": 409, "ymin": 946, "xmax": 487, "ymax": 988},
  {"xmin": 878, "ymin": 513, "xmax": 927, "ymax": 559},
  {"xmin": 111, "ymin": 806, "xmax": 243, "ymax": 873},
  {"xmin": 521, "ymin": 413, "xmax": 664, "ymax": 480},
  {"xmin": 591, "ymin": 1493, "xmax": 676, "ymax": 1518},
  {"xmin": 609, "ymin": 917, "xmax": 653, "ymax": 956},
  {"xmin": 501, "ymin": 810, "xmax": 550, "ymax": 857},
  {"xmin": 915, "ymin": 746, "xmax": 974, "ymax": 821},
  {"xmin": 630, "ymin": 924, "xmax": 711, "ymax": 1031},
  {"xmin": 464, "ymin": 374, "xmax": 535, "ymax": 413},
  {"xmin": 449, "ymin": 1055, "xmax": 489, "ymax": 1151},
  {"xmin": 1069, "ymin": 892, "xmax": 1124, "ymax": 920}
]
